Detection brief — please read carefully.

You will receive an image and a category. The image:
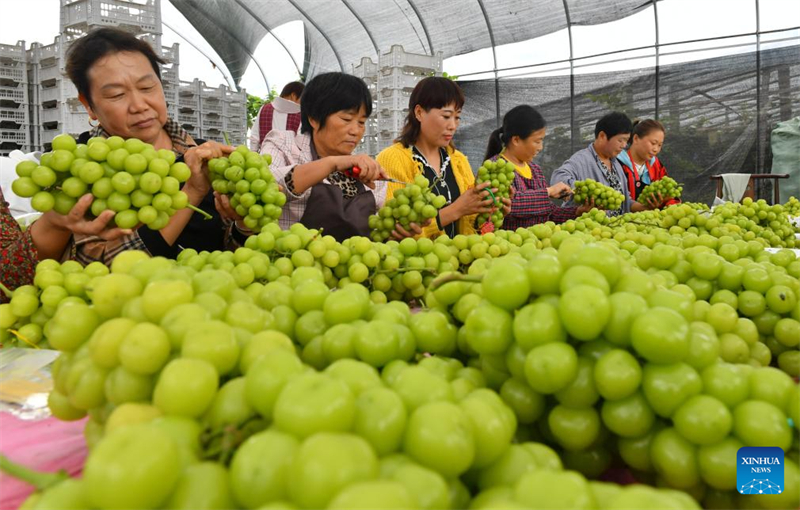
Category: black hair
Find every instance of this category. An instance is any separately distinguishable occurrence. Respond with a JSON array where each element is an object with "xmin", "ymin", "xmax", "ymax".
[
  {"xmin": 632, "ymin": 118, "xmax": 665, "ymax": 139},
  {"xmin": 65, "ymin": 27, "xmax": 165, "ymax": 107},
  {"xmin": 397, "ymin": 77, "xmax": 465, "ymax": 147},
  {"xmin": 484, "ymin": 104, "xmax": 547, "ymax": 161},
  {"xmin": 300, "ymin": 73, "xmax": 372, "ymax": 134},
  {"xmin": 280, "ymin": 81, "xmax": 305, "ymax": 99},
  {"xmin": 594, "ymin": 112, "xmax": 633, "ymax": 139}
]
